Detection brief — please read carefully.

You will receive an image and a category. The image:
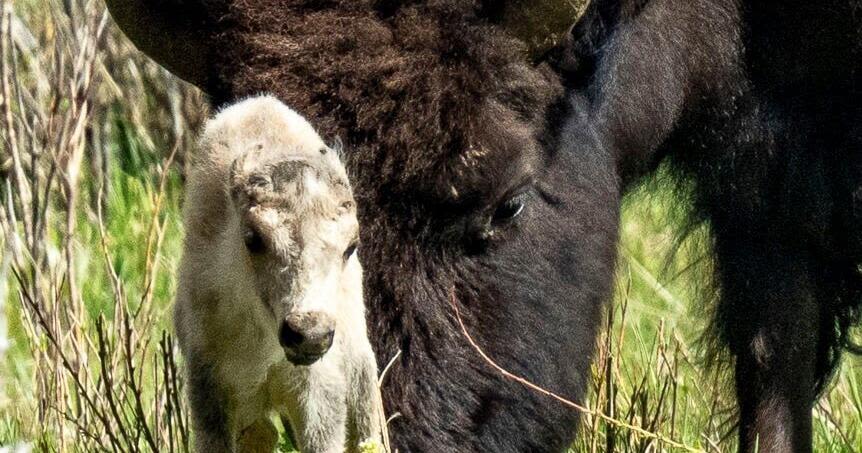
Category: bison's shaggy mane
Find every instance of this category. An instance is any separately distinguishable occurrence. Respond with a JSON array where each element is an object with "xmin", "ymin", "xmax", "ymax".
[{"xmin": 199, "ymin": 0, "xmax": 565, "ymax": 228}]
